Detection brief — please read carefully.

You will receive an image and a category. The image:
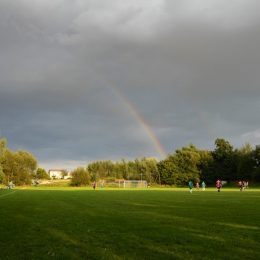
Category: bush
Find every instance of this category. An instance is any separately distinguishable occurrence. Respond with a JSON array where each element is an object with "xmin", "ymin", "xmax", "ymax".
[{"xmin": 70, "ymin": 167, "xmax": 90, "ymax": 186}]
